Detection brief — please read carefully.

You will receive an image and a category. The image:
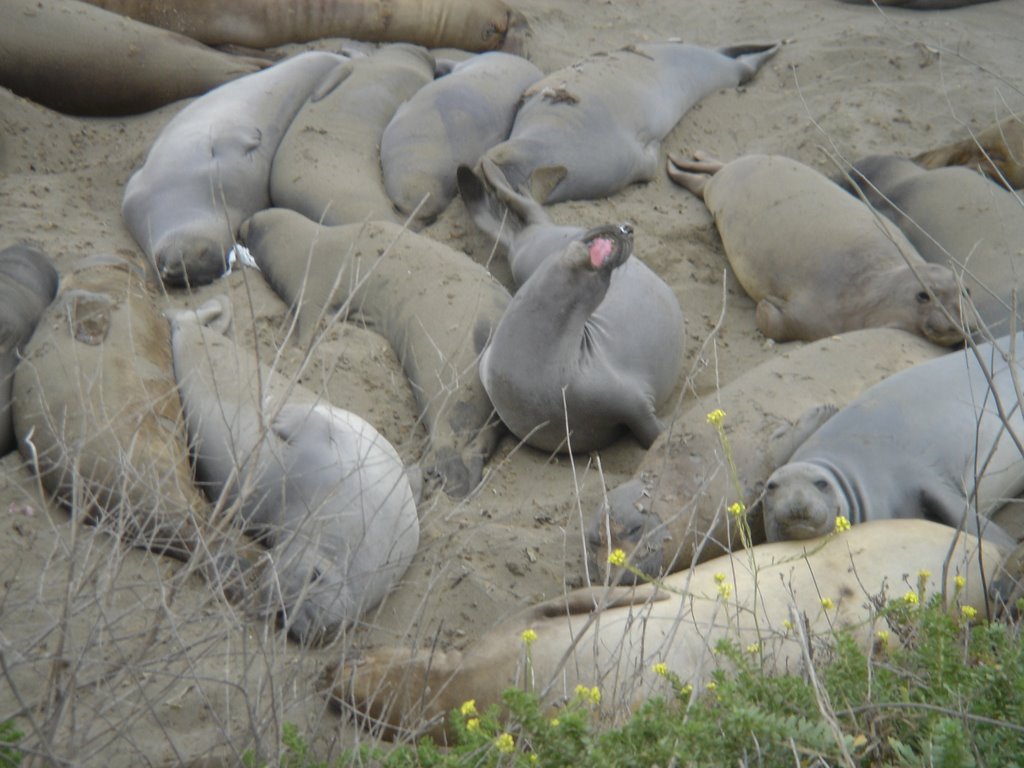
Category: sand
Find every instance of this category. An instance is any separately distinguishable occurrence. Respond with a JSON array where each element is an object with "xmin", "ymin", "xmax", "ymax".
[{"xmin": 1, "ymin": 0, "xmax": 1021, "ymax": 764}]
